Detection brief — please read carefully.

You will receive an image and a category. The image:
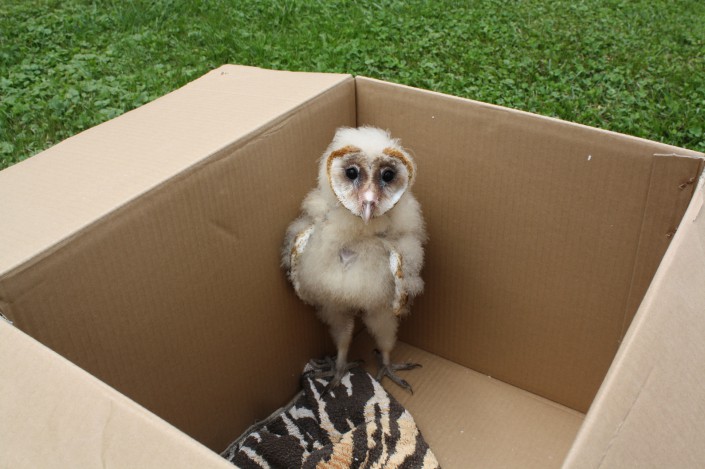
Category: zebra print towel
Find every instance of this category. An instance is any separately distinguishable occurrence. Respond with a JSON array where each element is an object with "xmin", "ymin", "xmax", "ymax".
[{"xmin": 222, "ymin": 360, "xmax": 440, "ymax": 468}]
